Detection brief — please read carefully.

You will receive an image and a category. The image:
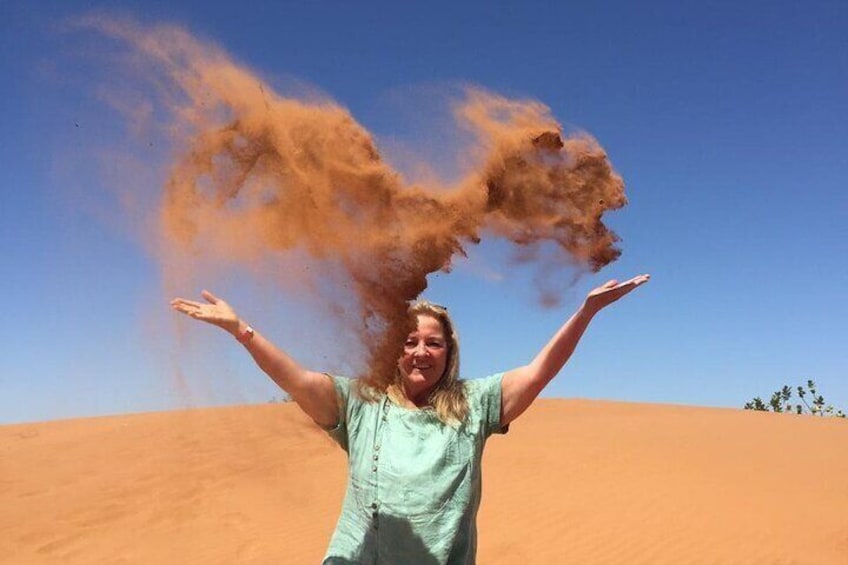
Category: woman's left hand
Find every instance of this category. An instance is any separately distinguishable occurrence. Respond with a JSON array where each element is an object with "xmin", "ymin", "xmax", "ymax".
[{"xmin": 583, "ymin": 274, "xmax": 650, "ymax": 314}]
